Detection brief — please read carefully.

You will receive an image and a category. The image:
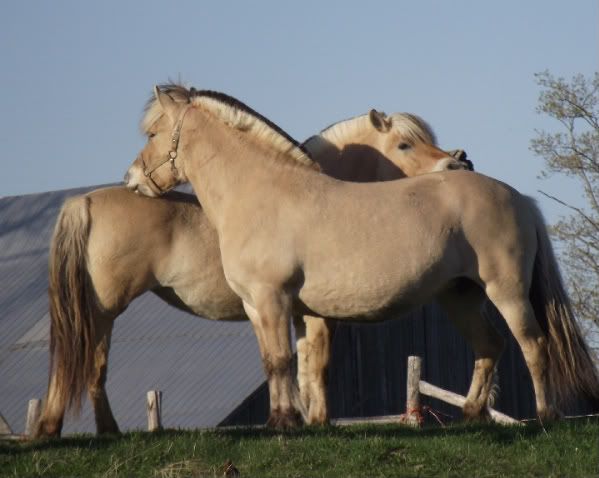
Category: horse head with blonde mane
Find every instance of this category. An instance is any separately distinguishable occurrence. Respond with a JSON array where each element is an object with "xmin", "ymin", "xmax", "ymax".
[
  {"xmin": 129, "ymin": 84, "xmax": 318, "ymax": 198},
  {"xmin": 303, "ymin": 110, "xmax": 471, "ymax": 181}
]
